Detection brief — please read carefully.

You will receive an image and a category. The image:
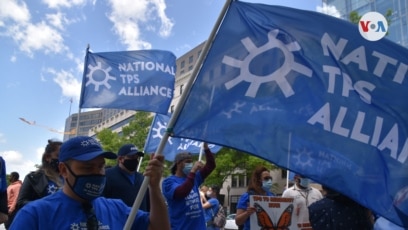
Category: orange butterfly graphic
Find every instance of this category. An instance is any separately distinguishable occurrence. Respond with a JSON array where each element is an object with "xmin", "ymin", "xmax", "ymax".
[{"xmin": 254, "ymin": 202, "xmax": 293, "ymax": 230}]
